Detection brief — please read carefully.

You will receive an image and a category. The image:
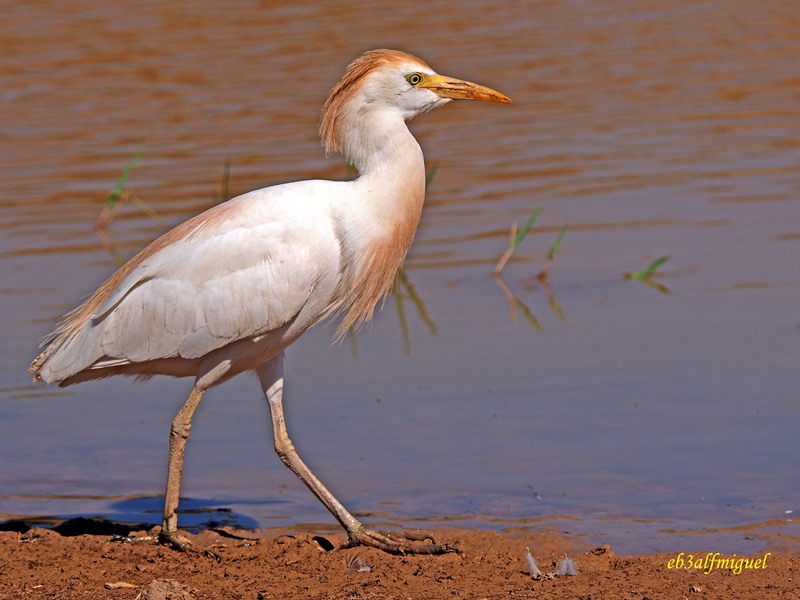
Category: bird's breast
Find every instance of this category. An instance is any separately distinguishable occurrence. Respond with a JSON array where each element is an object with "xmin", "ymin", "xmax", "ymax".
[{"xmin": 333, "ymin": 172, "xmax": 425, "ymax": 335}]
